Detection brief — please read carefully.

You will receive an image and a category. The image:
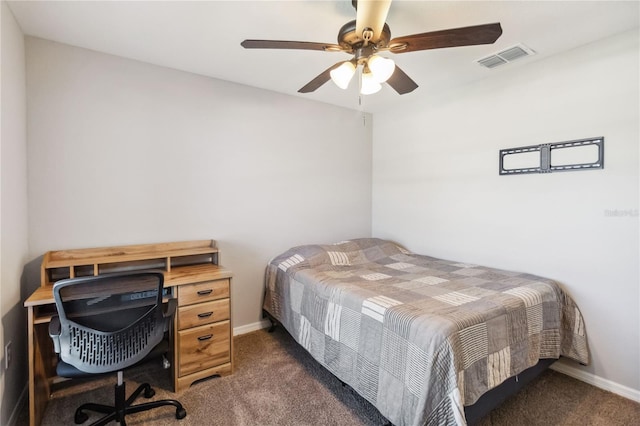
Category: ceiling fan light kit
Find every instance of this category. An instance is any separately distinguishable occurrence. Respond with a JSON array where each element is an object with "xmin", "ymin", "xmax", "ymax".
[
  {"xmin": 241, "ymin": 1, "xmax": 503, "ymax": 97},
  {"xmin": 330, "ymin": 55, "xmax": 394, "ymax": 94}
]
